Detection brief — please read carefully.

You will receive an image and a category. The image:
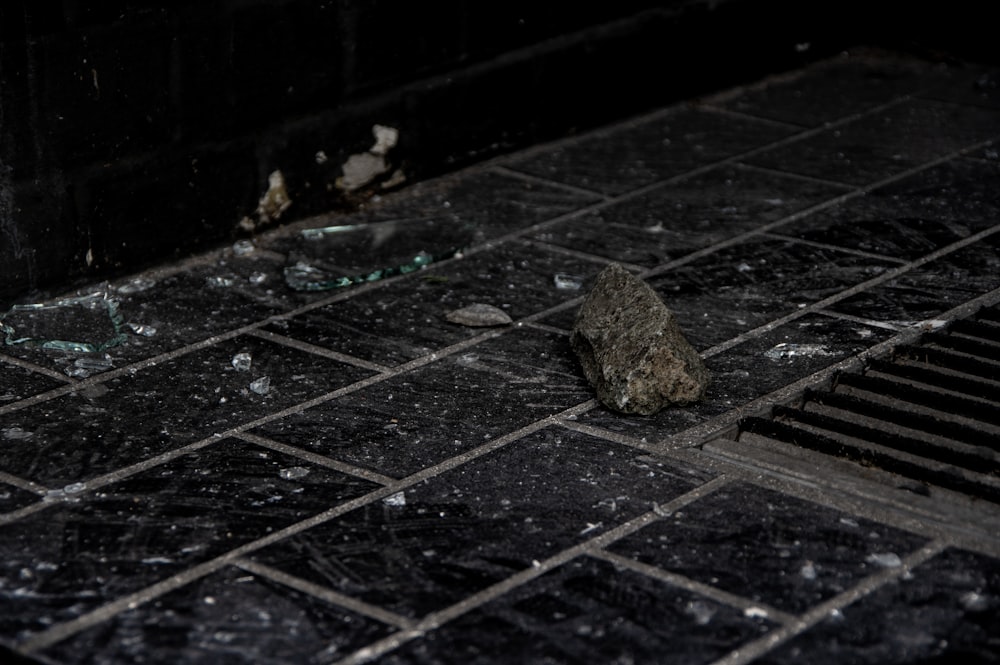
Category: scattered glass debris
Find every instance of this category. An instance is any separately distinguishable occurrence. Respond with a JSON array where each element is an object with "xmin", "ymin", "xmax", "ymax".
[
  {"xmin": 866, "ymin": 552, "xmax": 902, "ymax": 568},
  {"xmin": 64, "ymin": 355, "xmax": 114, "ymax": 378},
  {"xmin": 1, "ymin": 427, "xmax": 33, "ymax": 441},
  {"xmin": 206, "ymin": 275, "xmax": 236, "ymax": 288},
  {"xmin": 763, "ymin": 343, "xmax": 837, "ymax": 360},
  {"xmin": 553, "ymin": 273, "xmax": 584, "ymax": 290},
  {"xmin": 62, "ymin": 482, "xmax": 87, "ymax": 494},
  {"xmin": 445, "ymin": 303, "xmax": 513, "ymax": 327},
  {"xmin": 232, "ymin": 239, "xmax": 256, "ymax": 256},
  {"xmin": 743, "ymin": 606, "xmax": 769, "ymax": 619},
  {"xmin": 0, "ymin": 291, "xmax": 127, "ymax": 353},
  {"xmin": 800, "ymin": 562, "xmax": 818, "ymax": 580},
  {"xmin": 383, "ymin": 491, "xmax": 407, "ymax": 507},
  {"xmin": 127, "ymin": 322, "xmax": 157, "ymax": 337},
  {"xmin": 684, "ymin": 600, "xmax": 716, "ymax": 626},
  {"xmin": 231, "ymin": 353, "xmax": 252, "ymax": 372},
  {"xmin": 248, "ymin": 272, "xmax": 268, "ymax": 286},
  {"xmin": 285, "ymin": 250, "xmax": 448, "ymax": 291},
  {"xmin": 249, "ymin": 376, "xmax": 271, "ymax": 395},
  {"xmin": 279, "ymin": 466, "xmax": 310, "ymax": 480},
  {"xmin": 115, "ymin": 277, "xmax": 156, "ymax": 294}
]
